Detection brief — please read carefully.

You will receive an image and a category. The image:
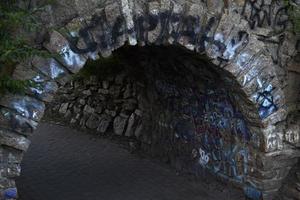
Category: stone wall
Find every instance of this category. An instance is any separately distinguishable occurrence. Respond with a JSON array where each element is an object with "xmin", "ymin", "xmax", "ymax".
[
  {"xmin": 0, "ymin": 0, "xmax": 299, "ymax": 199},
  {"xmin": 46, "ymin": 45, "xmax": 272, "ymax": 199},
  {"xmin": 279, "ymin": 159, "xmax": 300, "ymax": 200},
  {"xmin": 46, "ymin": 66, "xmax": 141, "ymax": 137}
]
